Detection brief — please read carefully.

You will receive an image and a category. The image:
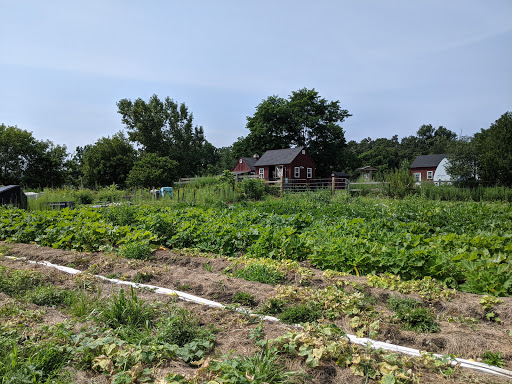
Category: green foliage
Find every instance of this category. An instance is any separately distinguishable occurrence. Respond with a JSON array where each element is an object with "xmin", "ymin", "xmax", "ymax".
[
  {"xmin": 232, "ymin": 292, "xmax": 256, "ymax": 306},
  {"xmin": 126, "ymin": 153, "xmax": 178, "ymax": 188},
  {"xmin": 388, "ymin": 296, "xmax": 440, "ymax": 333},
  {"xmin": 96, "ymin": 184, "xmax": 125, "ymax": 203},
  {"xmin": 81, "ymin": 132, "xmax": 136, "ymax": 188},
  {"xmin": 74, "ymin": 188, "xmax": 95, "ymax": 204},
  {"xmin": 240, "ymin": 178, "xmax": 266, "ymax": 200},
  {"xmin": 481, "ymin": 350, "xmax": 504, "ymax": 368},
  {"xmin": 25, "ymin": 285, "xmax": 70, "ymax": 306},
  {"xmin": 278, "ymin": 303, "xmax": 322, "ymax": 325},
  {"xmin": 209, "ymin": 344, "xmax": 297, "ymax": 384},
  {"xmin": 385, "ymin": 169, "xmax": 415, "ymax": 198},
  {"xmin": 117, "ymin": 241, "xmax": 153, "ymax": 260},
  {"xmin": 117, "ymin": 94, "xmax": 216, "ymax": 178},
  {"xmin": 0, "ymin": 123, "xmax": 68, "ymax": 188},
  {"xmin": 100, "ymin": 287, "xmax": 156, "ymax": 330},
  {"xmin": 155, "ymin": 306, "xmax": 207, "ymax": 347},
  {"xmin": 235, "ymin": 88, "xmax": 351, "ymax": 177},
  {"xmin": 475, "ymin": 111, "xmax": 512, "ymax": 186},
  {"xmin": 2, "ymin": 195, "xmax": 512, "ymax": 296},
  {"xmin": 479, "ymin": 295, "xmax": 503, "ymax": 322},
  {"xmin": 0, "ymin": 266, "xmax": 43, "ymax": 296},
  {"xmin": 0, "ymin": 341, "xmax": 70, "ymax": 384},
  {"xmin": 233, "ymin": 264, "xmax": 285, "ymax": 285}
]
